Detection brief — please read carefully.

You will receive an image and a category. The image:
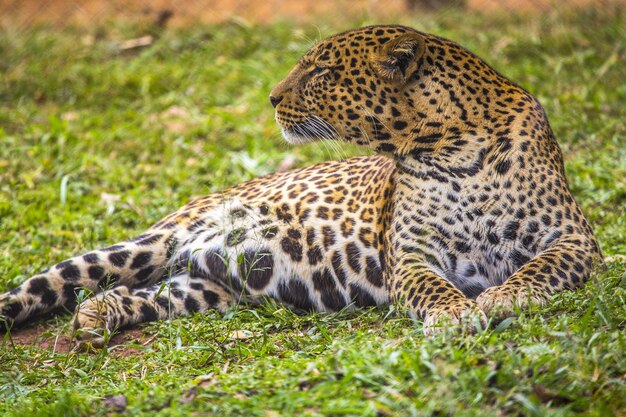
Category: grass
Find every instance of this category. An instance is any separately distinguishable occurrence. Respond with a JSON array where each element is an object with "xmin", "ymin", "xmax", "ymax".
[{"xmin": 1, "ymin": 6, "xmax": 625, "ymax": 416}]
